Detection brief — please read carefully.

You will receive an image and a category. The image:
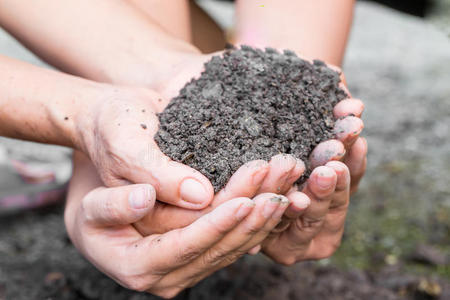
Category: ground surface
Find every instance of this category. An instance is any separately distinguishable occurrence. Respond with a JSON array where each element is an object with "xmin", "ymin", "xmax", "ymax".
[
  {"xmin": 0, "ymin": 2, "xmax": 449, "ymax": 300},
  {"xmin": 156, "ymin": 47, "xmax": 345, "ymax": 190}
]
